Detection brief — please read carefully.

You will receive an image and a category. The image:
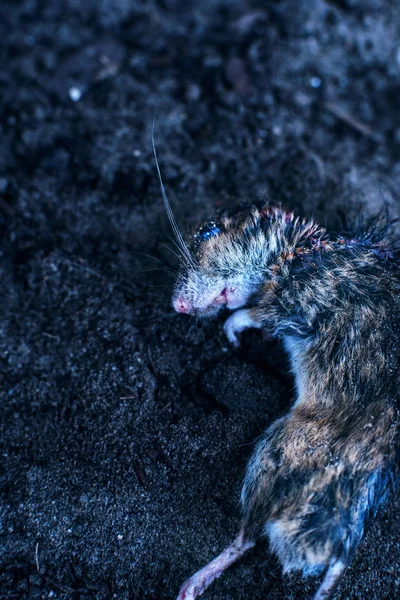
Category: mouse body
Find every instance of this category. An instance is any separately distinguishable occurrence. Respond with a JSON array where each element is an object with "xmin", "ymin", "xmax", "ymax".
[{"xmin": 172, "ymin": 205, "xmax": 400, "ymax": 600}]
